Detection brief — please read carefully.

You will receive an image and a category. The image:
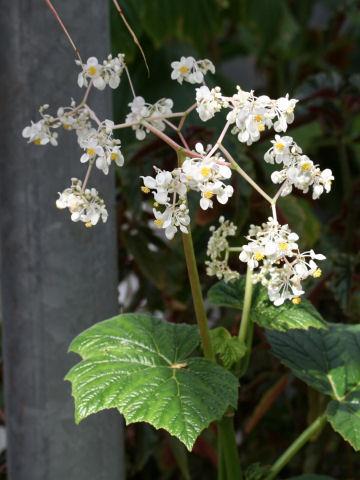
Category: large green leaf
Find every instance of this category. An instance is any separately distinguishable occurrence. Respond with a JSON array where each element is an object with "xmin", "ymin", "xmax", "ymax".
[
  {"xmin": 66, "ymin": 314, "xmax": 238, "ymax": 451},
  {"xmin": 286, "ymin": 476, "xmax": 335, "ymax": 480},
  {"xmin": 208, "ymin": 278, "xmax": 326, "ymax": 331},
  {"xmin": 267, "ymin": 323, "xmax": 360, "ymax": 450}
]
